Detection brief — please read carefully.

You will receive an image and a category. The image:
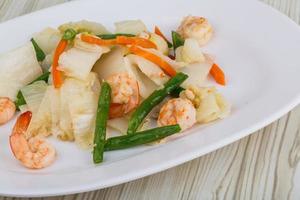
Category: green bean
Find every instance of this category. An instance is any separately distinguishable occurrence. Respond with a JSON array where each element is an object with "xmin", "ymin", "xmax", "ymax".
[
  {"xmin": 14, "ymin": 92, "xmax": 26, "ymax": 110},
  {"xmin": 97, "ymin": 33, "xmax": 135, "ymax": 40},
  {"xmin": 31, "ymin": 71, "xmax": 51, "ymax": 83},
  {"xmin": 31, "ymin": 38, "xmax": 45, "ymax": 62},
  {"xmin": 62, "ymin": 28, "xmax": 77, "ymax": 40},
  {"xmin": 169, "ymin": 86, "xmax": 185, "ymax": 98},
  {"xmin": 171, "ymin": 31, "xmax": 185, "ymax": 50},
  {"xmin": 14, "ymin": 71, "xmax": 51, "ymax": 110},
  {"xmin": 127, "ymin": 72, "xmax": 188, "ymax": 135},
  {"xmin": 105, "ymin": 125, "xmax": 181, "ymax": 151},
  {"xmin": 93, "ymin": 82, "xmax": 111, "ymax": 164}
]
